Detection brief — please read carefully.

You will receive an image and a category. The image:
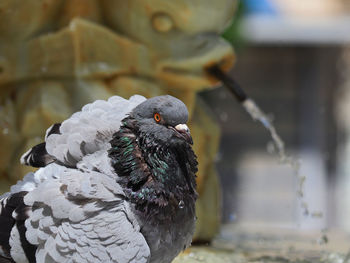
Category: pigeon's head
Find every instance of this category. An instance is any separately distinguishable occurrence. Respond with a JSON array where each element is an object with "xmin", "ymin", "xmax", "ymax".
[{"xmin": 130, "ymin": 95, "xmax": 193, "ymax": 145}]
